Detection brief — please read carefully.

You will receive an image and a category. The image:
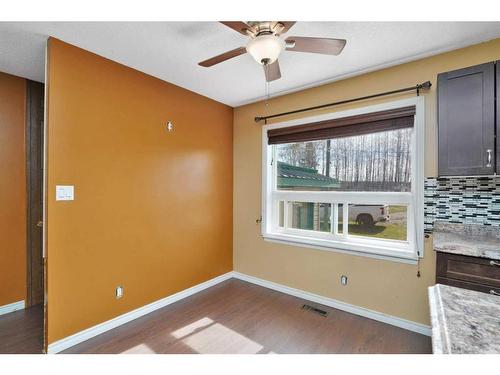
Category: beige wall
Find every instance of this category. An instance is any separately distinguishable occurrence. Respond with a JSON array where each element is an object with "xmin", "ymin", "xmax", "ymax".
[
  {"xmin": 0, "ymin": 71, "xmax": 27, "ymax": 308},
  {"xmin": 46, "ymin": 39, "xmax": 233, "ymax": 344},
  {"xmin": 233, "ymin": 38, "xmax": 500, "ymax": 325}
]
